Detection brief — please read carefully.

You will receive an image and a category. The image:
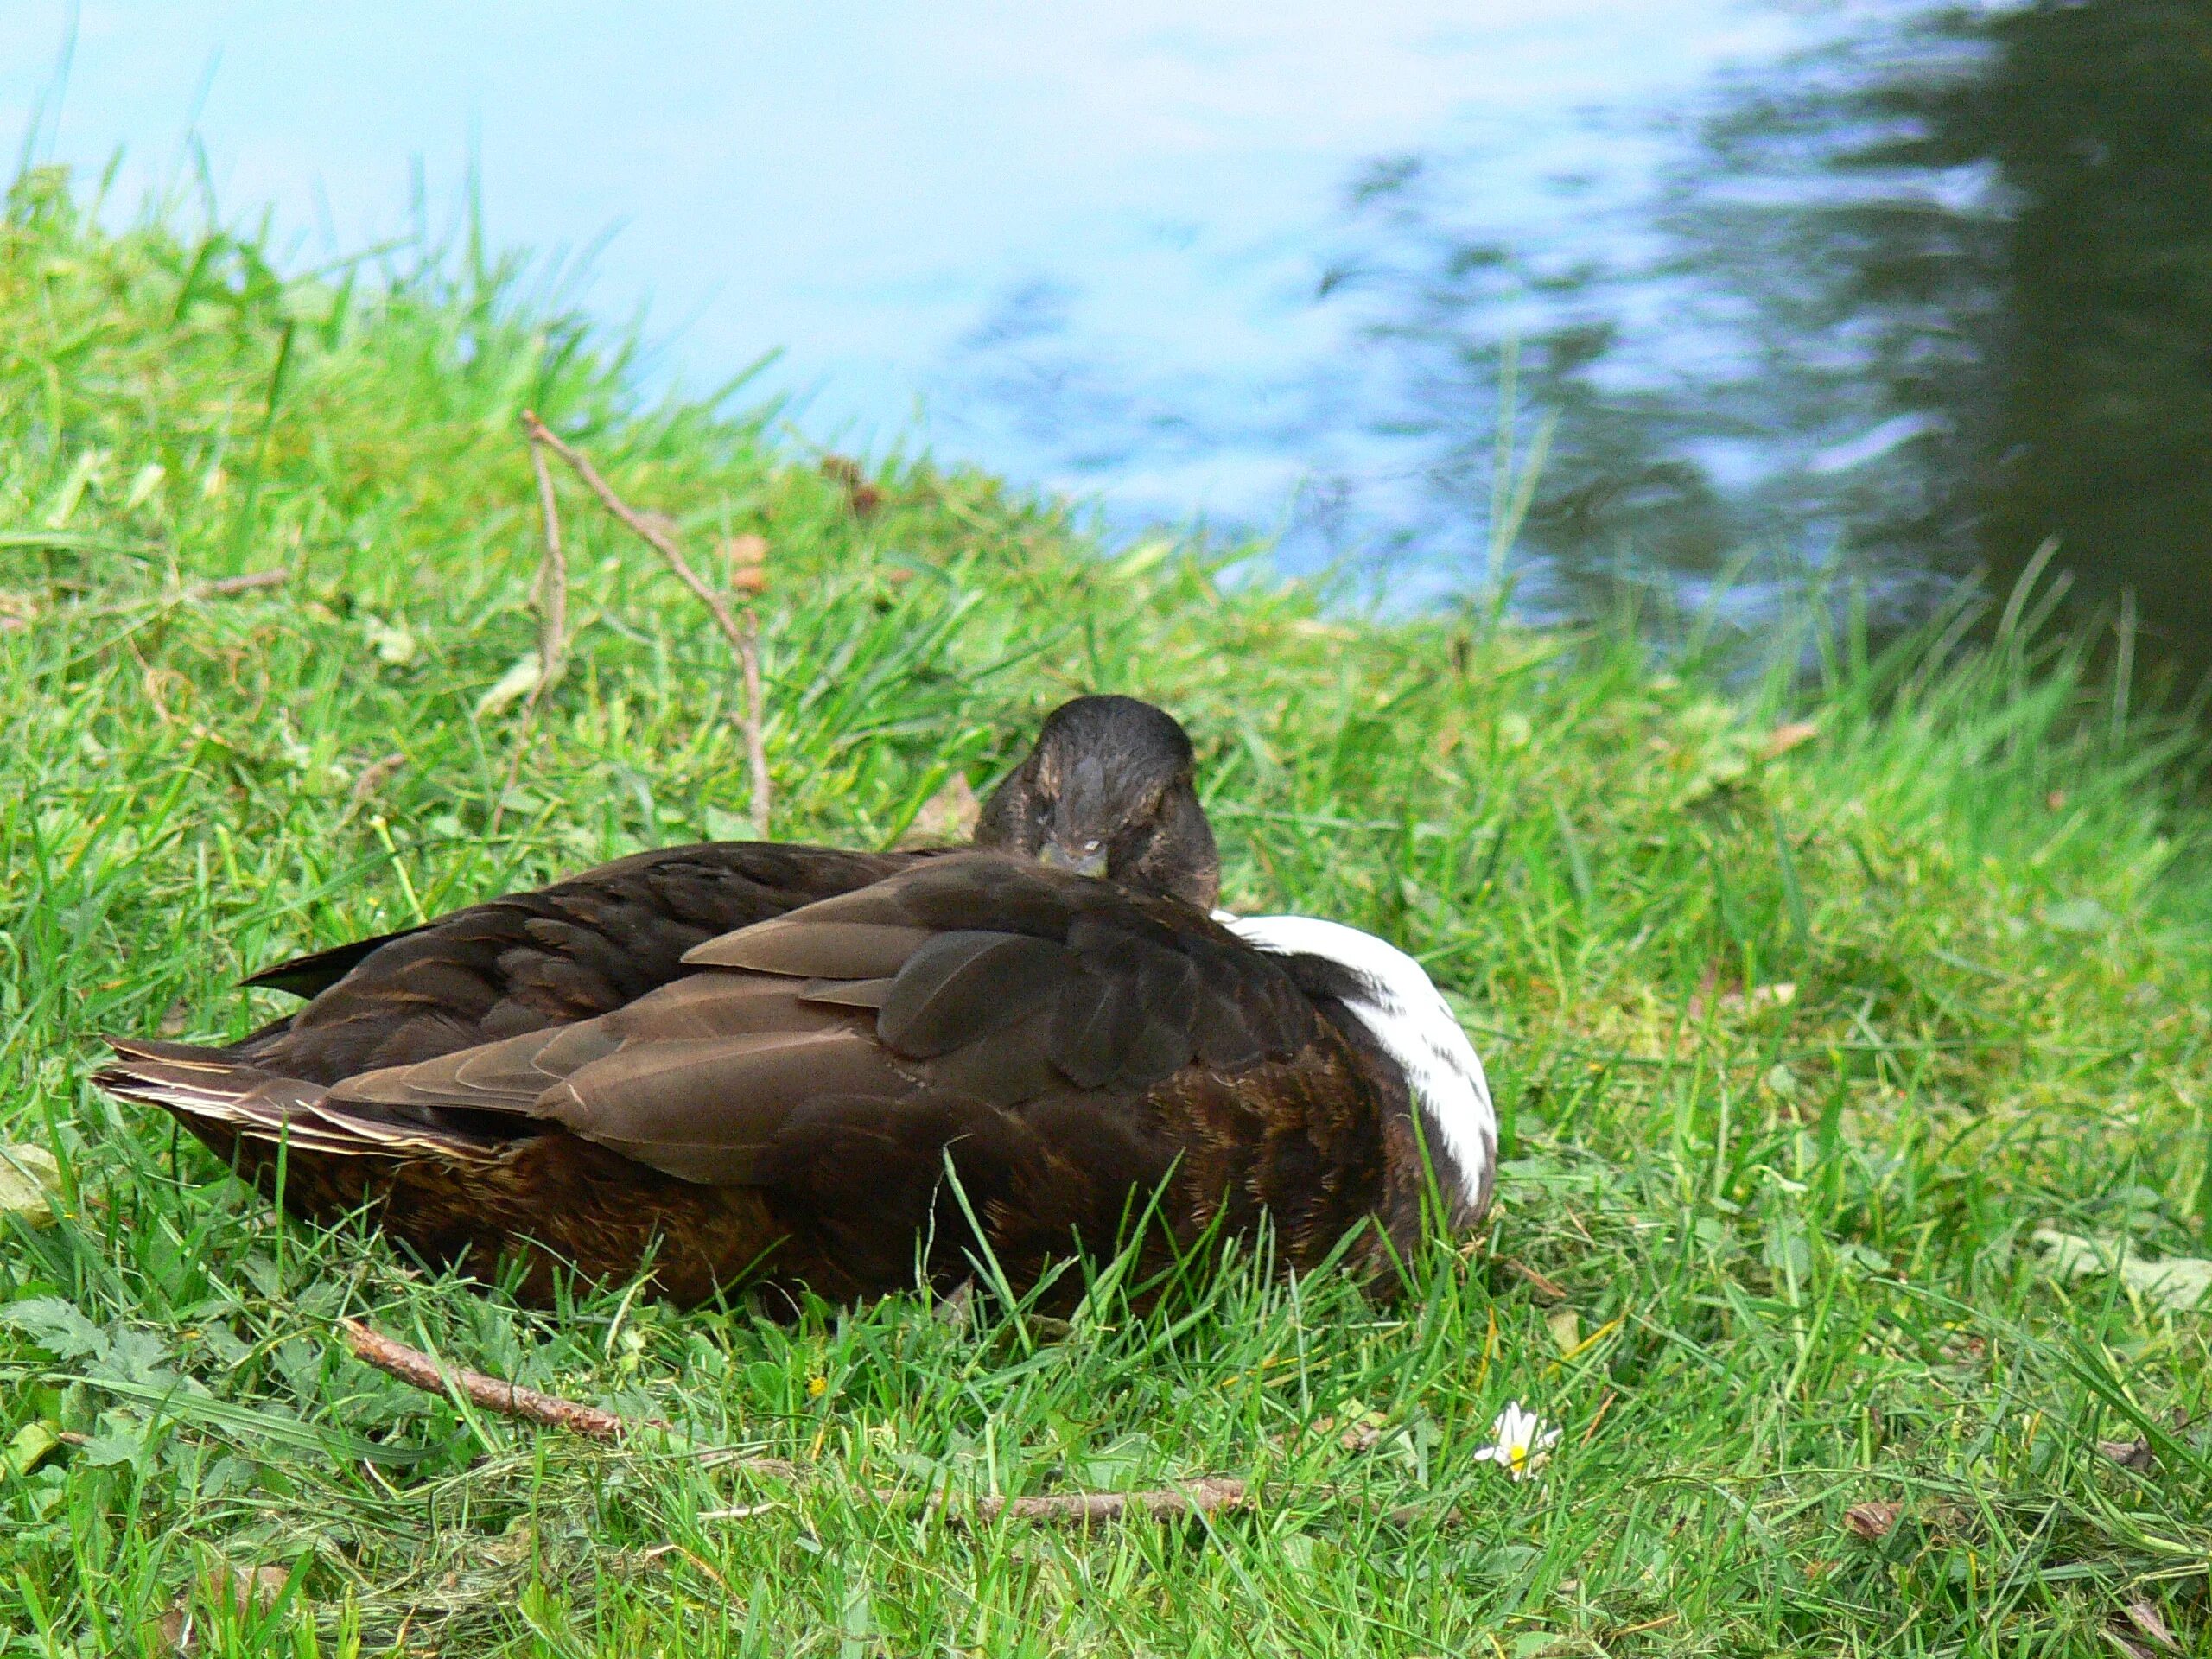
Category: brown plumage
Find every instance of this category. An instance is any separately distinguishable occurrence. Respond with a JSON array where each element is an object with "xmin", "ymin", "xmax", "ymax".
[
  {"xmin": 221, "ymin": 695, "xmax": 1218, "ymax": 1086},
  {"xmin": 99, "ymin": 856, "xmax": 1452, "ymax": 1308}
]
